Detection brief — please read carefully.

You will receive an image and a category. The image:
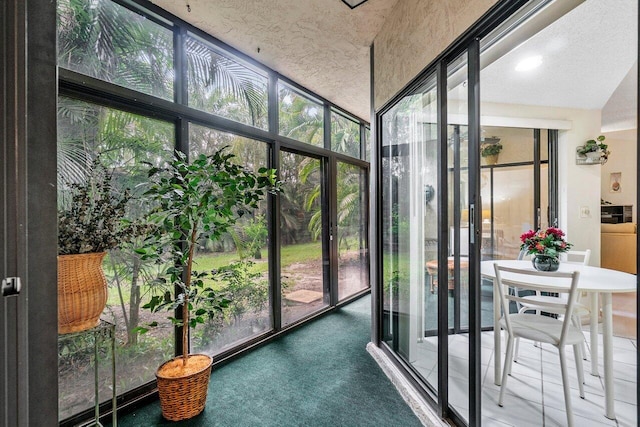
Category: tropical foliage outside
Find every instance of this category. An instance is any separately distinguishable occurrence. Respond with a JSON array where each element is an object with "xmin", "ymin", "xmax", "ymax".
[{"xmin": 56, "ymin": 0, "xmax": 368, "ymax": 421}]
